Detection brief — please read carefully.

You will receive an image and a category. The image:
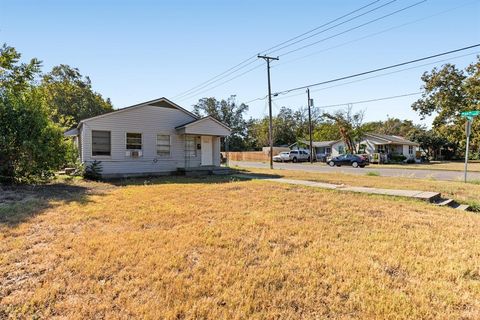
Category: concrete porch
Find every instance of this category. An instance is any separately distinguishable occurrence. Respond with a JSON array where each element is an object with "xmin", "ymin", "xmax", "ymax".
[{"xmin": 176, "ymin": 165, "xmax": 234, "ymax": 176}]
